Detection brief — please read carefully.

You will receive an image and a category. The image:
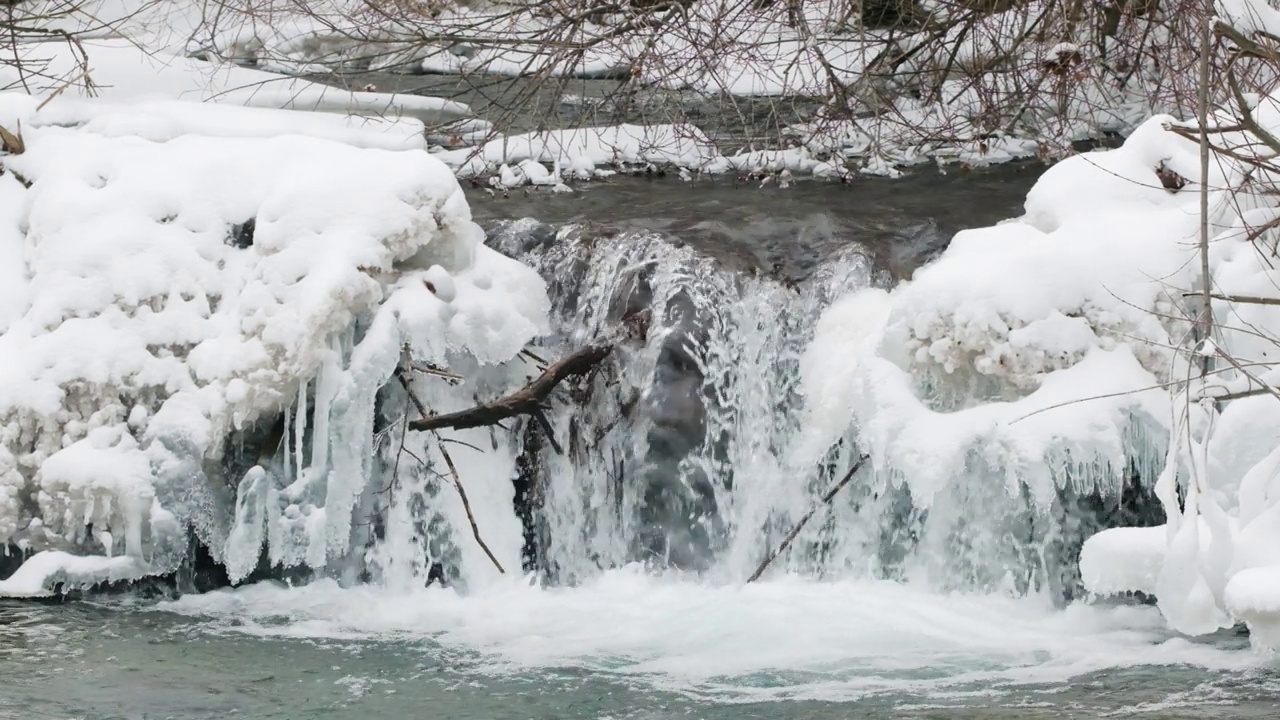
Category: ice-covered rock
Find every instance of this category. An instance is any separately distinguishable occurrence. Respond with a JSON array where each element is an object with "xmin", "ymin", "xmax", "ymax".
[
  {"xmin": 814, "ymin": 85, "xmax": 1280, "ymax": 647},
  {"xmin": 0, "ymin": 93, "xmax": 548, "ymax": 595},
  {"xmin": 801, "ymin": 115, "xmax": 1211, "ymax": 520}
]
